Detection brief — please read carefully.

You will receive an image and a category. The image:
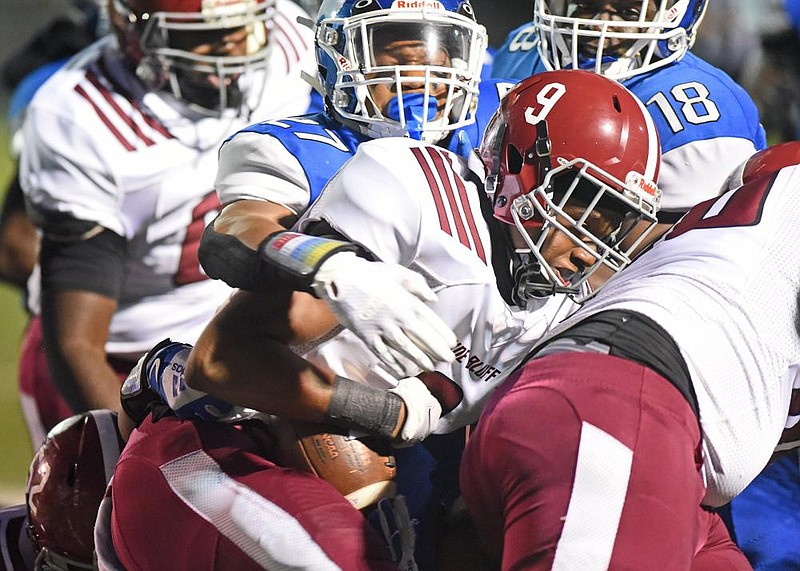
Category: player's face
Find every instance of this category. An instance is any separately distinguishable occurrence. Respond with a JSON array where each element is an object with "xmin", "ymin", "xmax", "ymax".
[
  {"xmin": 566, "ymin": 0, "xmax": 657, "ymax": 57},
  {"xmin": 168, "ymin": 24, "xmax": 263, "ymax": 109},
  {"xmin": 517, "ymin": 202, "xmax": 625, "ymax": 288},
  {"xmin": 366, "ymin": 36, "xmax": 452, "ymax": 121}
]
